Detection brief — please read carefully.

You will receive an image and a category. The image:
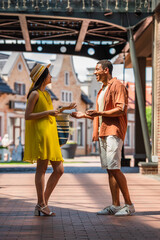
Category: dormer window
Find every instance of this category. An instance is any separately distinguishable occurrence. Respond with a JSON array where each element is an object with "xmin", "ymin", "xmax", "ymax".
[
  {"xmin": 17, "ymin": 62, "xmax": 23, "ymax": 72},
  {"xmin": 65, "ymin": 71, "xmax": 69, "ymax": 85}
]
